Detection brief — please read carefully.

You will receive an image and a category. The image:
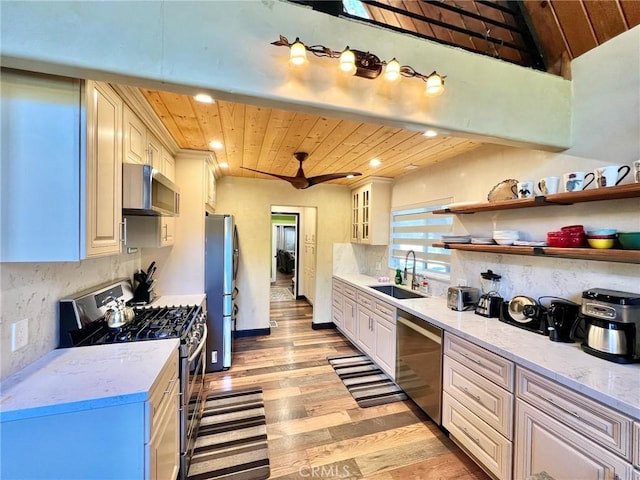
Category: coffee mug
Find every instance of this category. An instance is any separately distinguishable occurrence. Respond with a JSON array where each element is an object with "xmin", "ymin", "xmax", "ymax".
[
  {"xmin": 634, "ymin": 160, "xmax": 640, "ymax": 183},
  {"xmin": 514, "ymin": 180, "xmax": 534, "ymax": 199},
  {"xmin": 563, "ymin": 171, "xmax": 594, "ymax": 192},
  {"xmin": 537, "ymin": 176, "xmax": 560, "ymax": 195},
  {"xmin": 594, "ymin": 165, "xmax": 630, "ymax": 187}
]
